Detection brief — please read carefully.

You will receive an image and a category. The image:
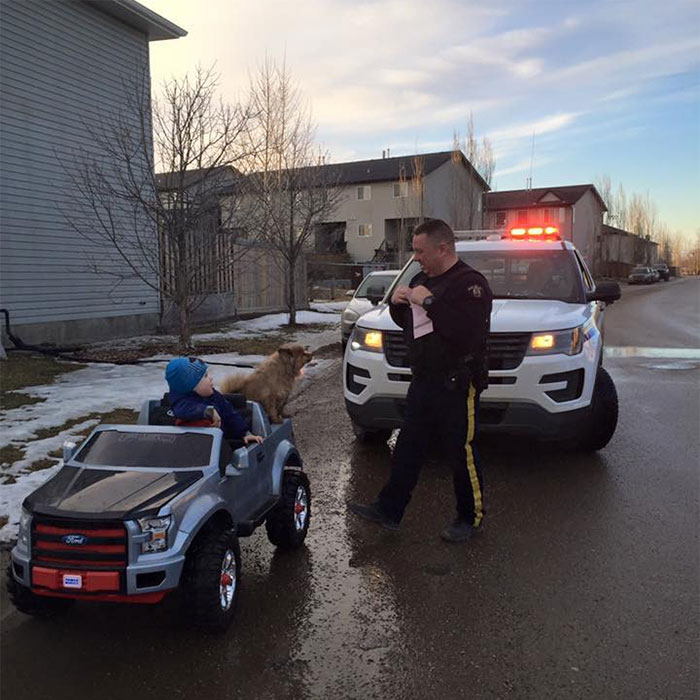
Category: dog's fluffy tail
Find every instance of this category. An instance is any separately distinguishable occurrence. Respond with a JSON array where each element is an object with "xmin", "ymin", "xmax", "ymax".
[{"xmin": 219, "ymin": 373, "xmax": 247, "ymax": 395}]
